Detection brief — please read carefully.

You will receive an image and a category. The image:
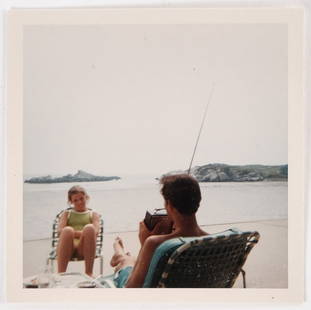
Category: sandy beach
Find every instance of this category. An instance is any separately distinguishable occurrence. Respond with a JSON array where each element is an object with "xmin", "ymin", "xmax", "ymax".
[{"xmin": 23, "ymin": 219, "xmax": 287, "ymax": 288}]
